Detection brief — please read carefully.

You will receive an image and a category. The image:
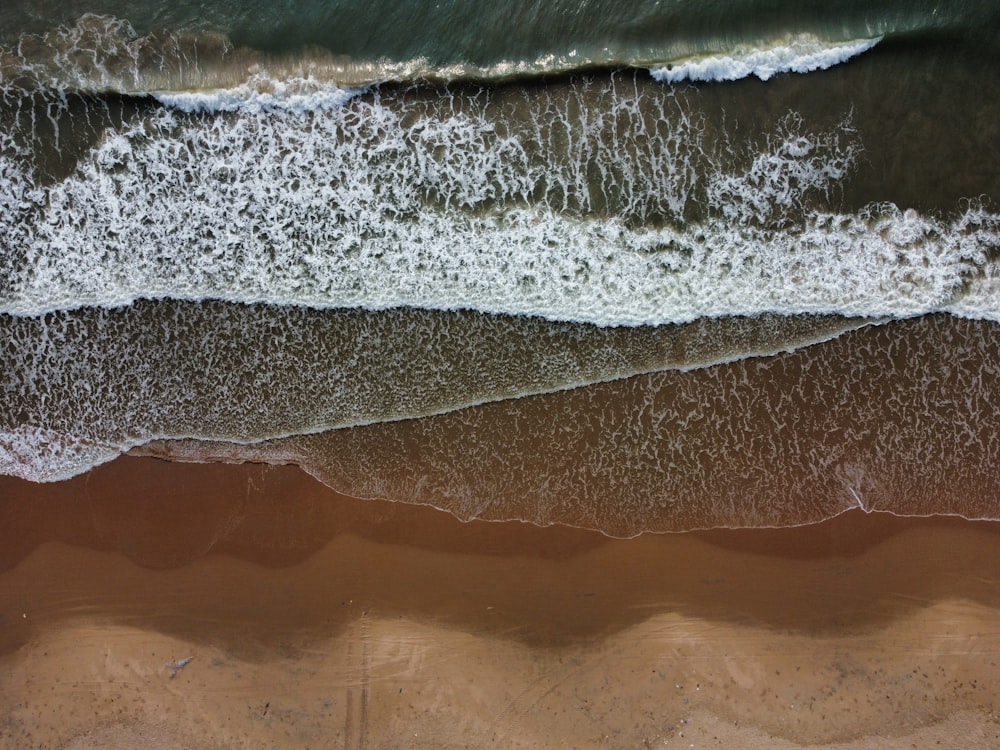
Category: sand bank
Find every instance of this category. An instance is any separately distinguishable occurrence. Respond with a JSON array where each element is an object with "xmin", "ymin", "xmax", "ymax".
[{"xmin": 2, "ymin": 457, "xmax": 1000, "ymax": 748}]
